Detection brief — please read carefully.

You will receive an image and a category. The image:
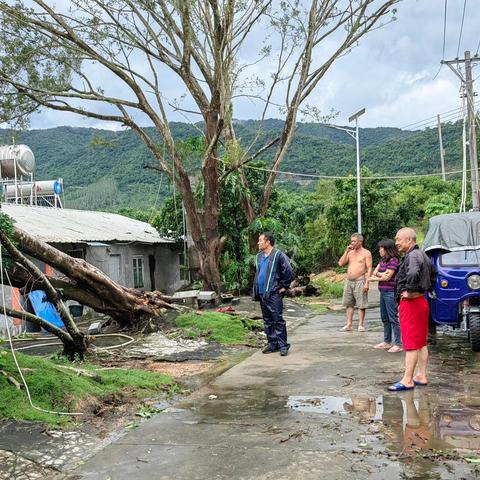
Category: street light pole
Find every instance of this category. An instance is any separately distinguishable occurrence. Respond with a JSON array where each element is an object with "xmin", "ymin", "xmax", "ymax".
[
  {"xmin": 348, "ymin": 108, "xmax": 366, "ymax": 234},
  {"xmin": 327, "ymin": 108, "xmax": 366, "ymax": 234},
  {"xmin": 354, "ymin": 116, "xmax": 362, "ymax": 233}
]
